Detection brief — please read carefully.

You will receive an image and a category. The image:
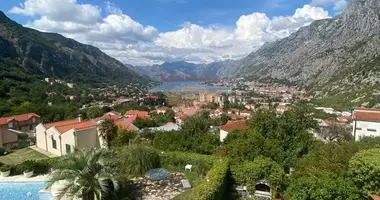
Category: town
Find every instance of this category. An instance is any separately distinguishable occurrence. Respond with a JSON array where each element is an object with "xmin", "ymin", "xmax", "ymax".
[{"xmin": 1, "ymin": 78, "xmax": 380, "ymax": 199}]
